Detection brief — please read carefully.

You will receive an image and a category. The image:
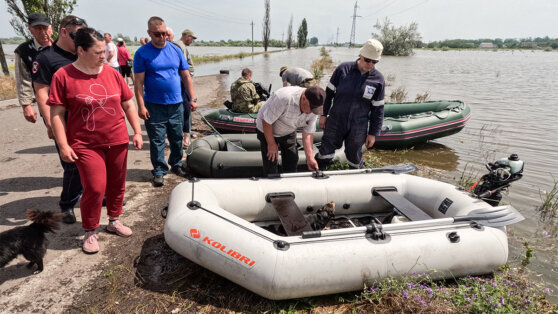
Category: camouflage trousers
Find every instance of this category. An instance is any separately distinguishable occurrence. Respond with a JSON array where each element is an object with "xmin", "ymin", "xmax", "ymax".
[{"xmin": 232, "ymin": 101, "xmax": 264, "ymax": 113}]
